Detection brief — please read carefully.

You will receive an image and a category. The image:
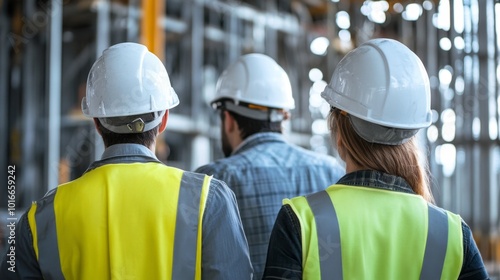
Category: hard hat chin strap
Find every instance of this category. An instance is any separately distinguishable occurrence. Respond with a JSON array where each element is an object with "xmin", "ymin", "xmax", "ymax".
[
  {"xmin": 223, "ymin": 101, "xmax": 286, "ymax": 122},
  {"xmin": 98, "ymin": 111, "xmax": 165, "ymax": 134}
]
